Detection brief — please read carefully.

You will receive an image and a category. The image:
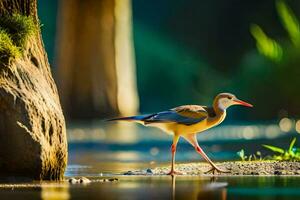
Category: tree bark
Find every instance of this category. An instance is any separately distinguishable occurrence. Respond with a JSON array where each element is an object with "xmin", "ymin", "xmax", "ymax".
[
  {"xmin": 55, "ymin": 0, "xmax": 139, "ymax": 119},
  {"xmin": 0, "ymin": 0, "xmax": 67, "ymax": 180}
]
